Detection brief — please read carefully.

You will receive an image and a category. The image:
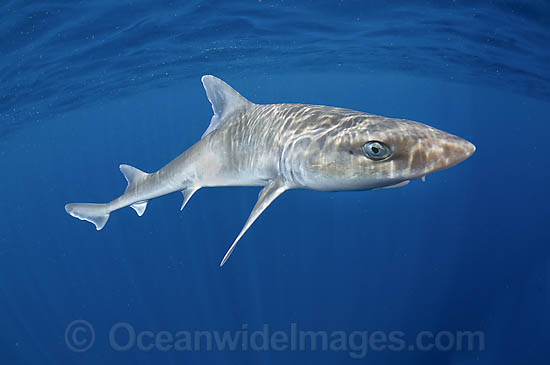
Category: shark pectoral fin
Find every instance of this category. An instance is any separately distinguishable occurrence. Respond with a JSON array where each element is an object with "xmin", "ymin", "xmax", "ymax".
[
  {"xmin": 180, "ymin": 187, "xmax": 199, "ymax": 211},
  {"xmin": 130, "ymin": 200, "xmax": 148, "ymax": 216},
  {"xmin": 374, "ymin": 180, "xmax": 410, "ymax": 190},
  {"xmin": 219, "ymin": 179, "xmax": 287, "ymax": 267}
]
